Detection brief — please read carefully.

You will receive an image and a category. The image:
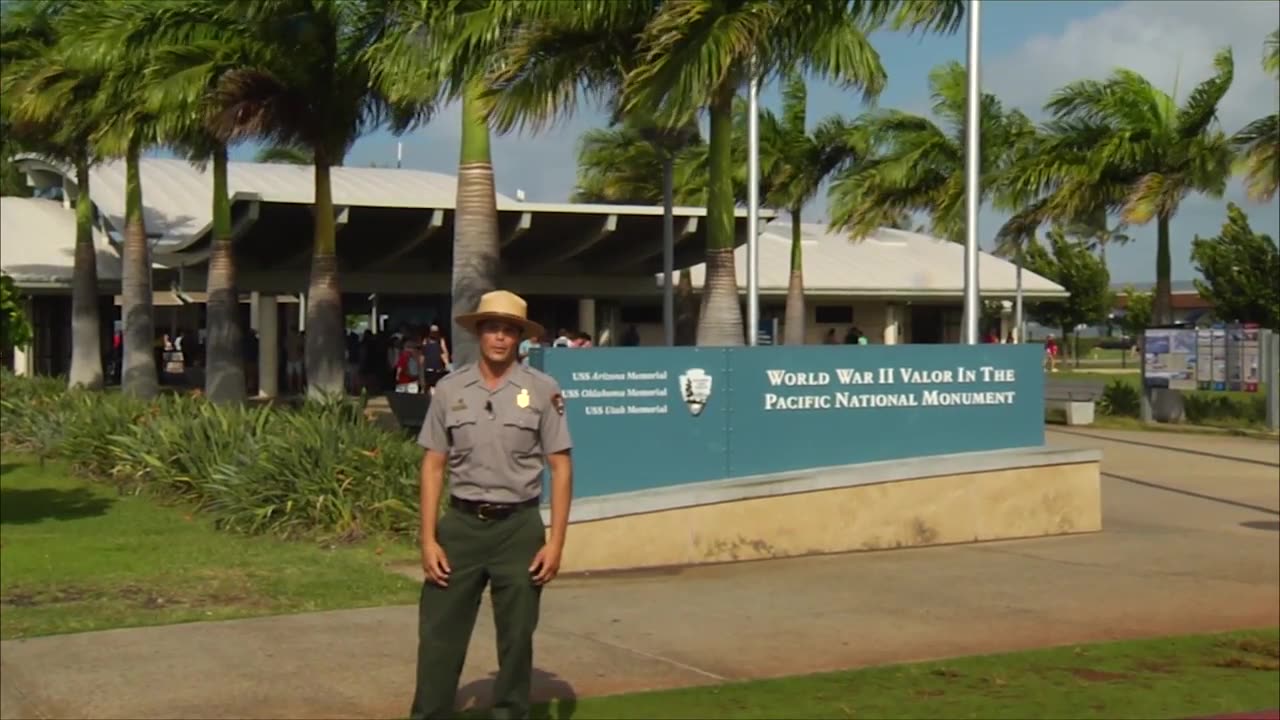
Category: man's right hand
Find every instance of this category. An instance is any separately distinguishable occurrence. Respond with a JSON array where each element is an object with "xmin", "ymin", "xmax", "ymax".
[{"xmin": 422, "ymin": 540, "xmax": 451, "ymax": 587}]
